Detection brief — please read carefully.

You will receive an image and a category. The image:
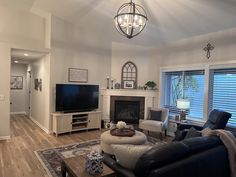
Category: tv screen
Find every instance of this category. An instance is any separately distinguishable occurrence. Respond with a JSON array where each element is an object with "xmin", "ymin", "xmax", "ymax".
[{"xmin": 56, "ymin": 84, "xmax": 99, "ymax": 113}]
